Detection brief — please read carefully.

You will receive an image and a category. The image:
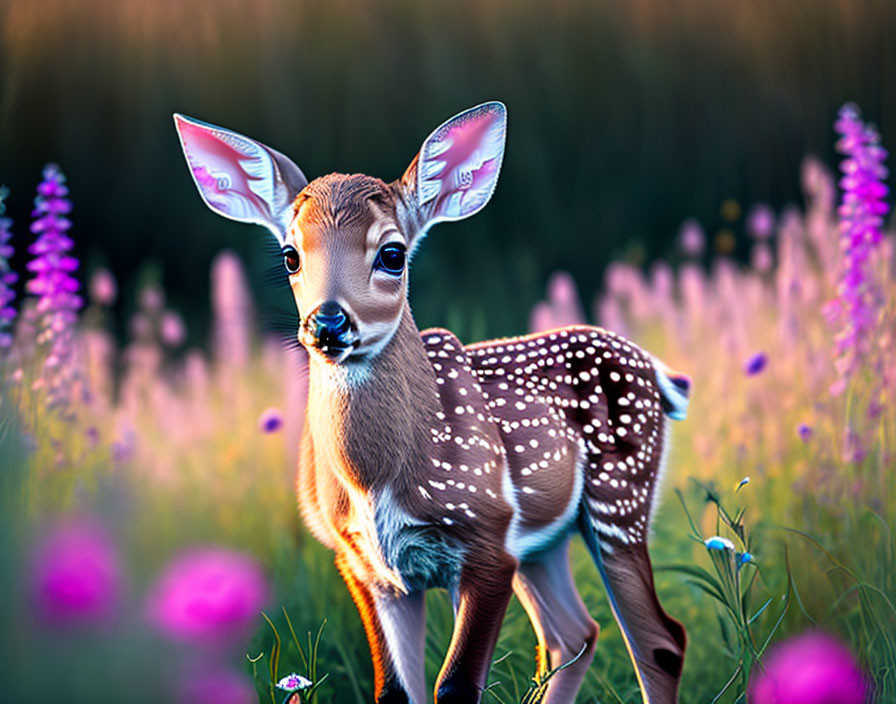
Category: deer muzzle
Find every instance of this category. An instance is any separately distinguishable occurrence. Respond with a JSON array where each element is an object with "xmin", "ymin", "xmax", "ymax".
[{"xmin": 302, "ymin": 300, "xmax": 359, "ymax": 362}]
